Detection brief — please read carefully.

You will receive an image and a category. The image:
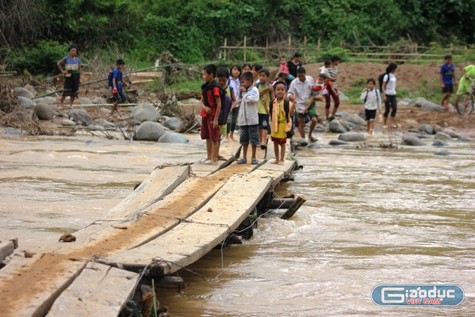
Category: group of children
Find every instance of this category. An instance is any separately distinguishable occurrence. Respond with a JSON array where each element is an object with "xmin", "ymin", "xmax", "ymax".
[{"xmin": 200, "ymin": 63, "xmax": 296, "ymax": 165}]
